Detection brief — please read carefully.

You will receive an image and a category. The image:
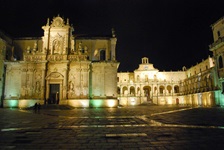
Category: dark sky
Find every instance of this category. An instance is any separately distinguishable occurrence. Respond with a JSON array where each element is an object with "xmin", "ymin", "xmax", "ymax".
[{"xmin": 0, "ymin": 0, "xmax": 224, "ymax": 72}]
